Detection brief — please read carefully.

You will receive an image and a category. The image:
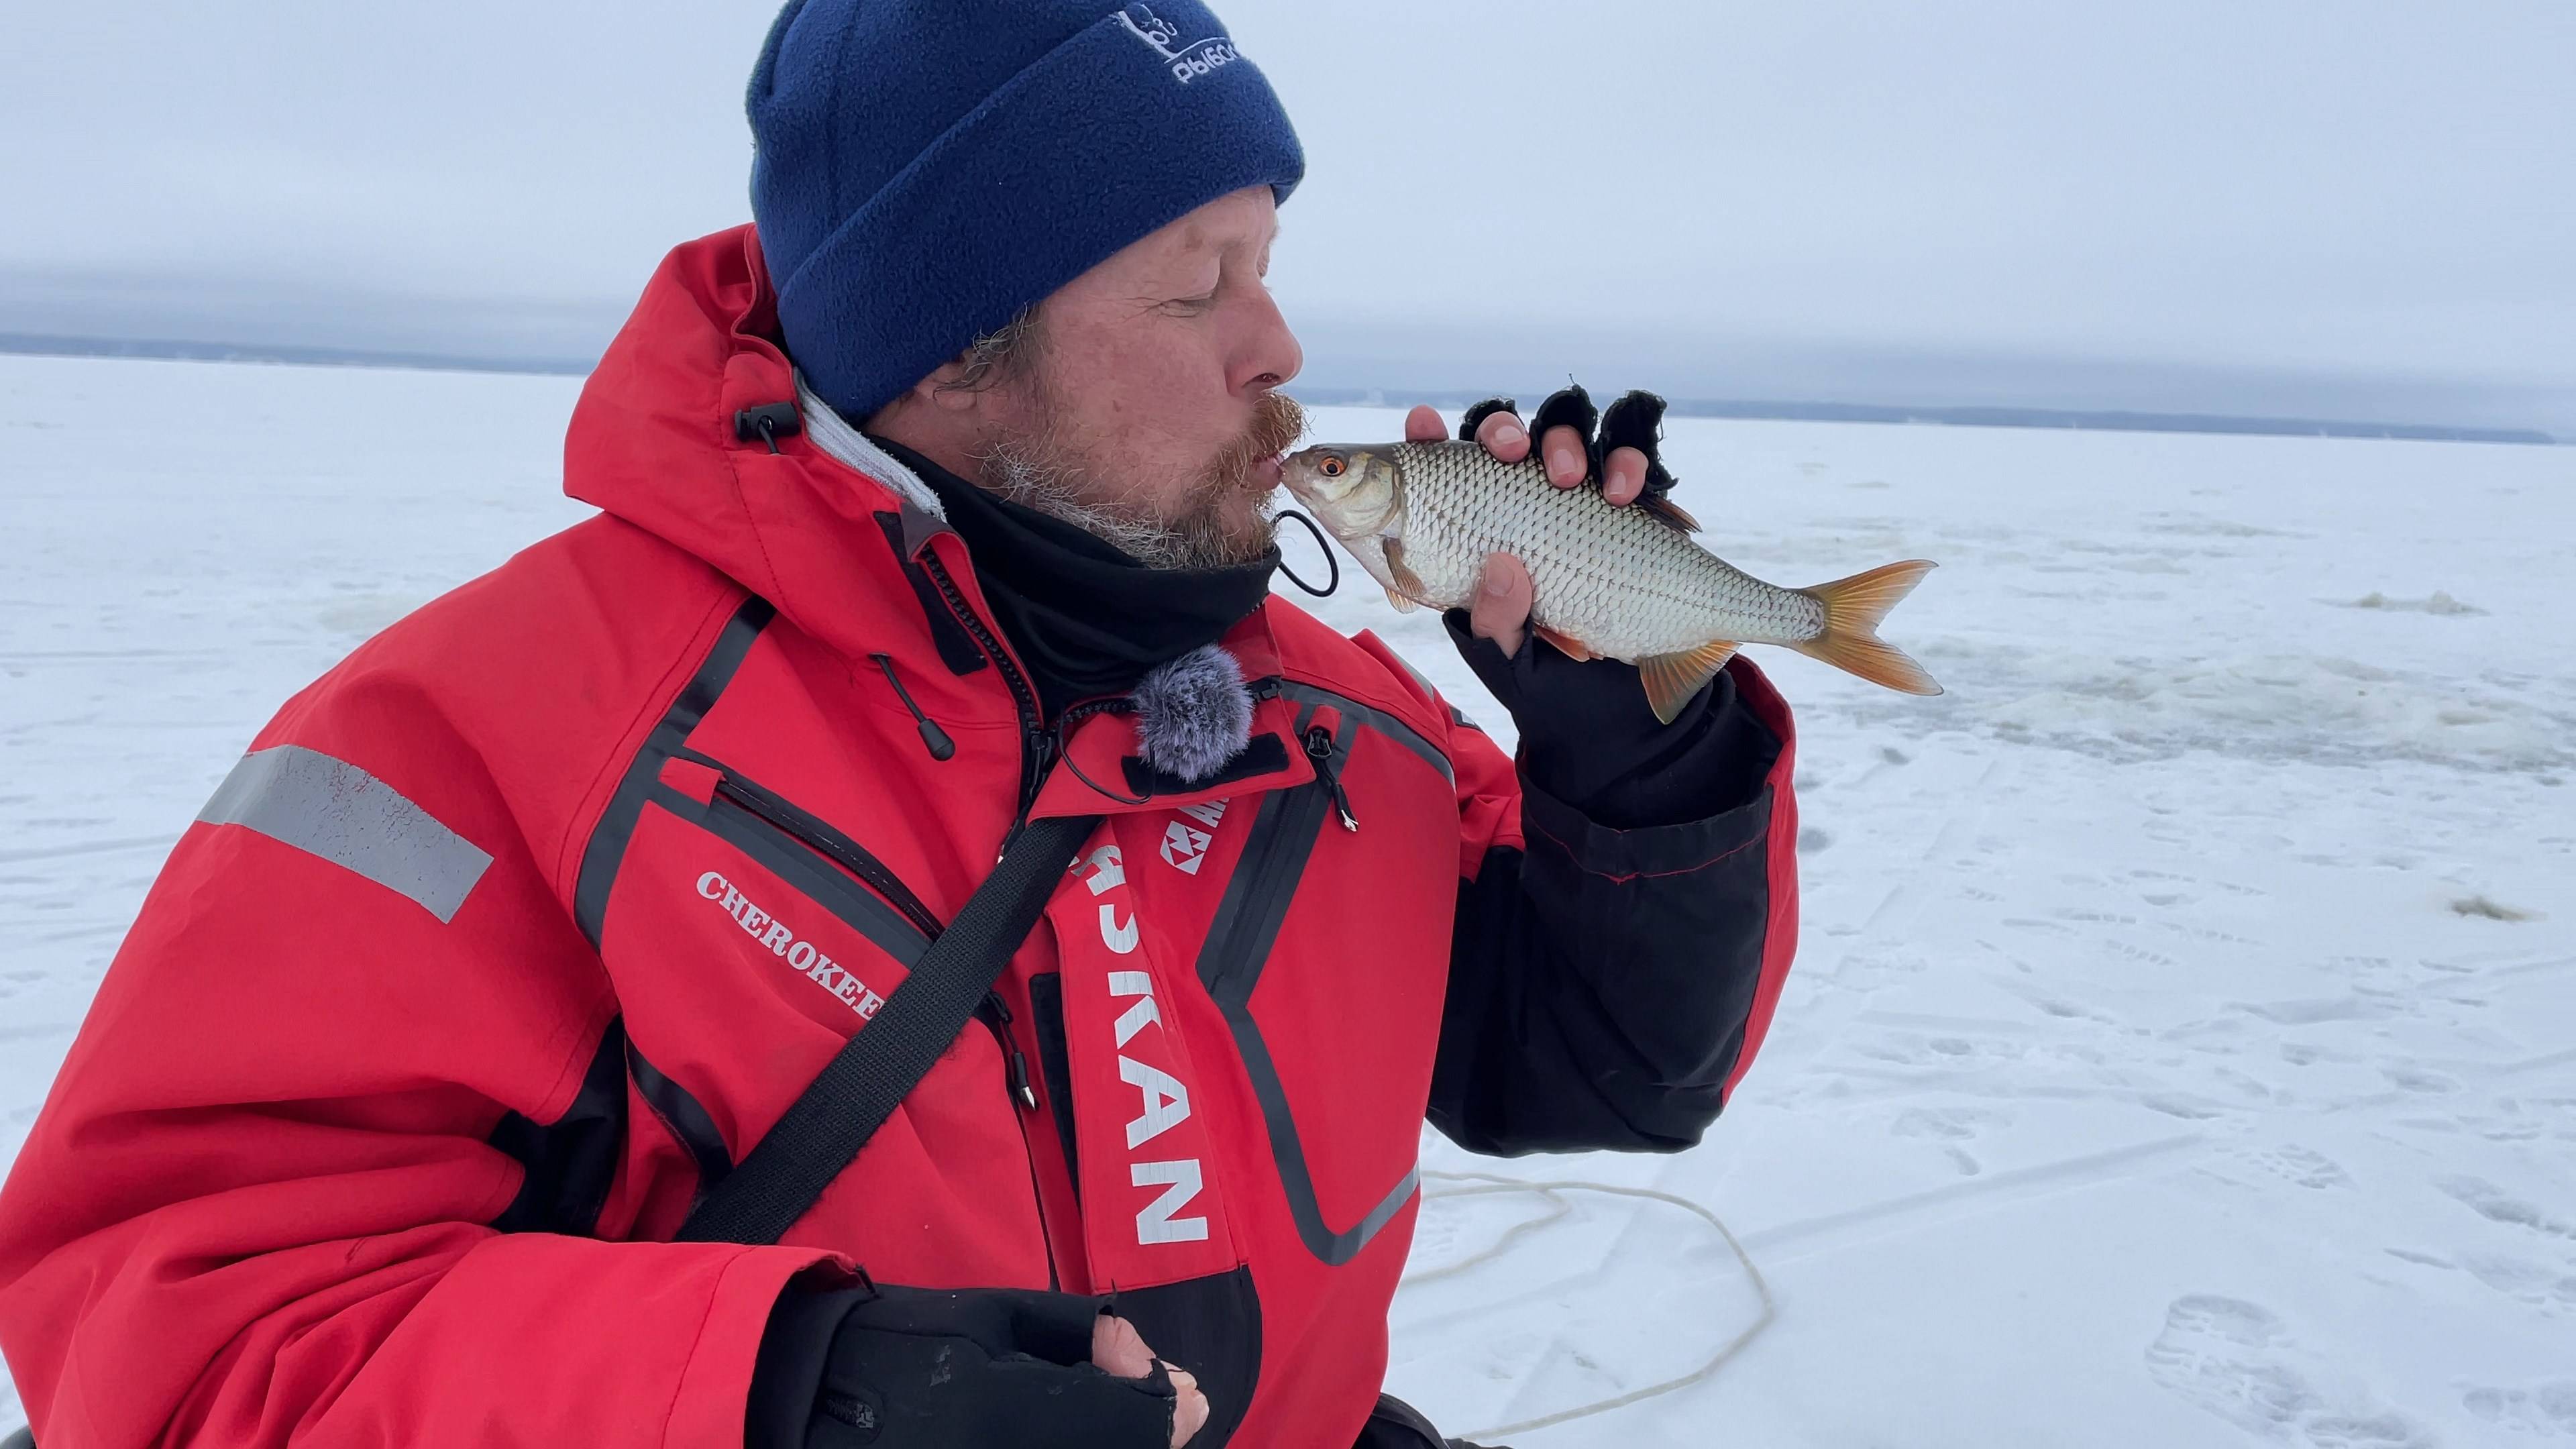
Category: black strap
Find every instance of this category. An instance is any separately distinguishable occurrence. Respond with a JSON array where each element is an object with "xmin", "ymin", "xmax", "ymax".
[{"xmin": 677, "ymin": 812, "xmax": 1104, "ymax": 1244}]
